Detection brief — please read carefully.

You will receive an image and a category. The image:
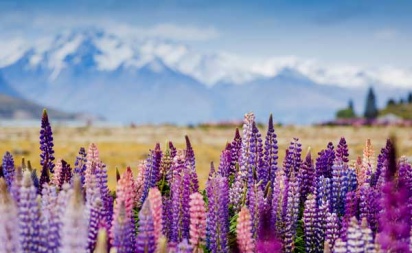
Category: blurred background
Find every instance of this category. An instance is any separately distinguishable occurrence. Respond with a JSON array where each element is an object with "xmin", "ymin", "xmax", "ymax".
[{"xmin": 0, "ymin": 0, "xmax": 411, "ymax": 186}]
